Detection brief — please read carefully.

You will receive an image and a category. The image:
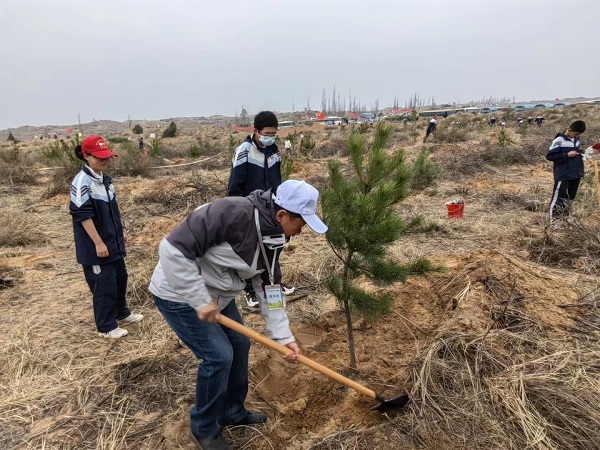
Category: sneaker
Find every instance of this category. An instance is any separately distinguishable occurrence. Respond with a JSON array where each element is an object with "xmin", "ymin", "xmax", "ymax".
[
  {"xmin": 119, "ymin": 313, "xmax": 144, "ymax": 324},
  {"xmin": 219, "ymin": 410, "xmax": 267, "ymax": 427},
  {"xmin": 189, "ymin": 430, "xmax": 230, "ymax": 450},
  {"xmin": 98, "ymin": 327, "xmax": 128, "ymax": 339},
  {"xmin": 245, "ymin": 291, "xmax": 259, "ymax": 308},
  {"xmin": 281, "ymin": 284, "xmax": 295, "ymax": 295}
]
